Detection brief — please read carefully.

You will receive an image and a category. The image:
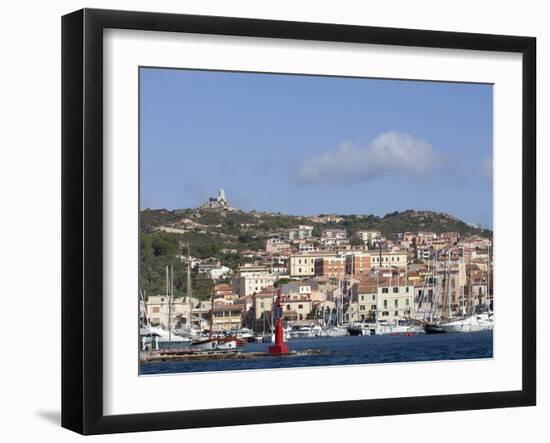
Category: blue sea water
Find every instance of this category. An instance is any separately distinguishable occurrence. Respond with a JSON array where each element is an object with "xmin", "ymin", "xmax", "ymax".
[{"xmin": 140, "ymin": 331, "xmax": 493, "ymax": 375}]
